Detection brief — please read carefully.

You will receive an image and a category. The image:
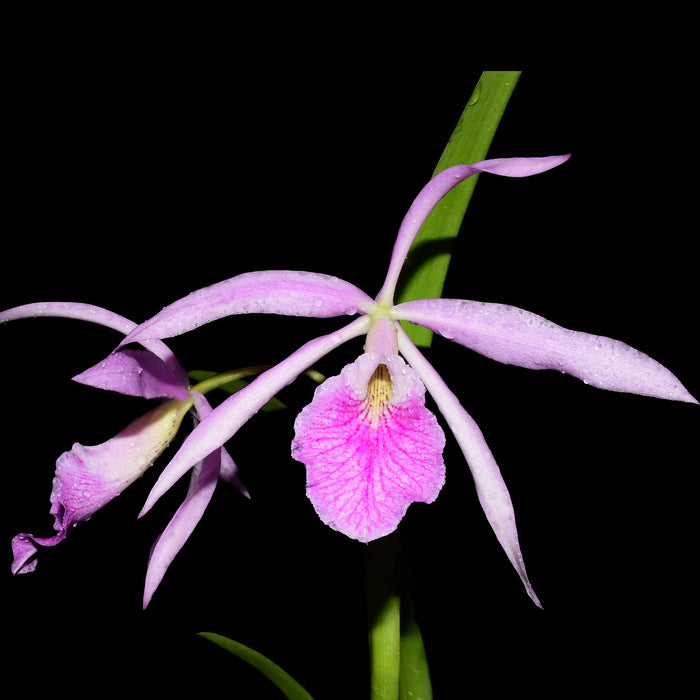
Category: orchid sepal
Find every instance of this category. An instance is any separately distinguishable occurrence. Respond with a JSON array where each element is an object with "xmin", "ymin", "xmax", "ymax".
[
  {"xmin": 143, "ymin": 391, "xmax": 224, "ymax": 608},
  {"xmin": 376, "ymin": 156, "xmax": 571, "ymax": 305},
  {"xmin": 397, "ymin": 326, "xmax": 542, "ymax": 607},
  {"xmin": 0, "ymin": 301, "xmax": 189, "ymax": 386},
  {"xmin": 120, "ymin": 270, "xmax": 377, "ymax": 346},
  {"xmin": 393, "ymin": 298, "xmax": 698, "ymax": 404}
]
